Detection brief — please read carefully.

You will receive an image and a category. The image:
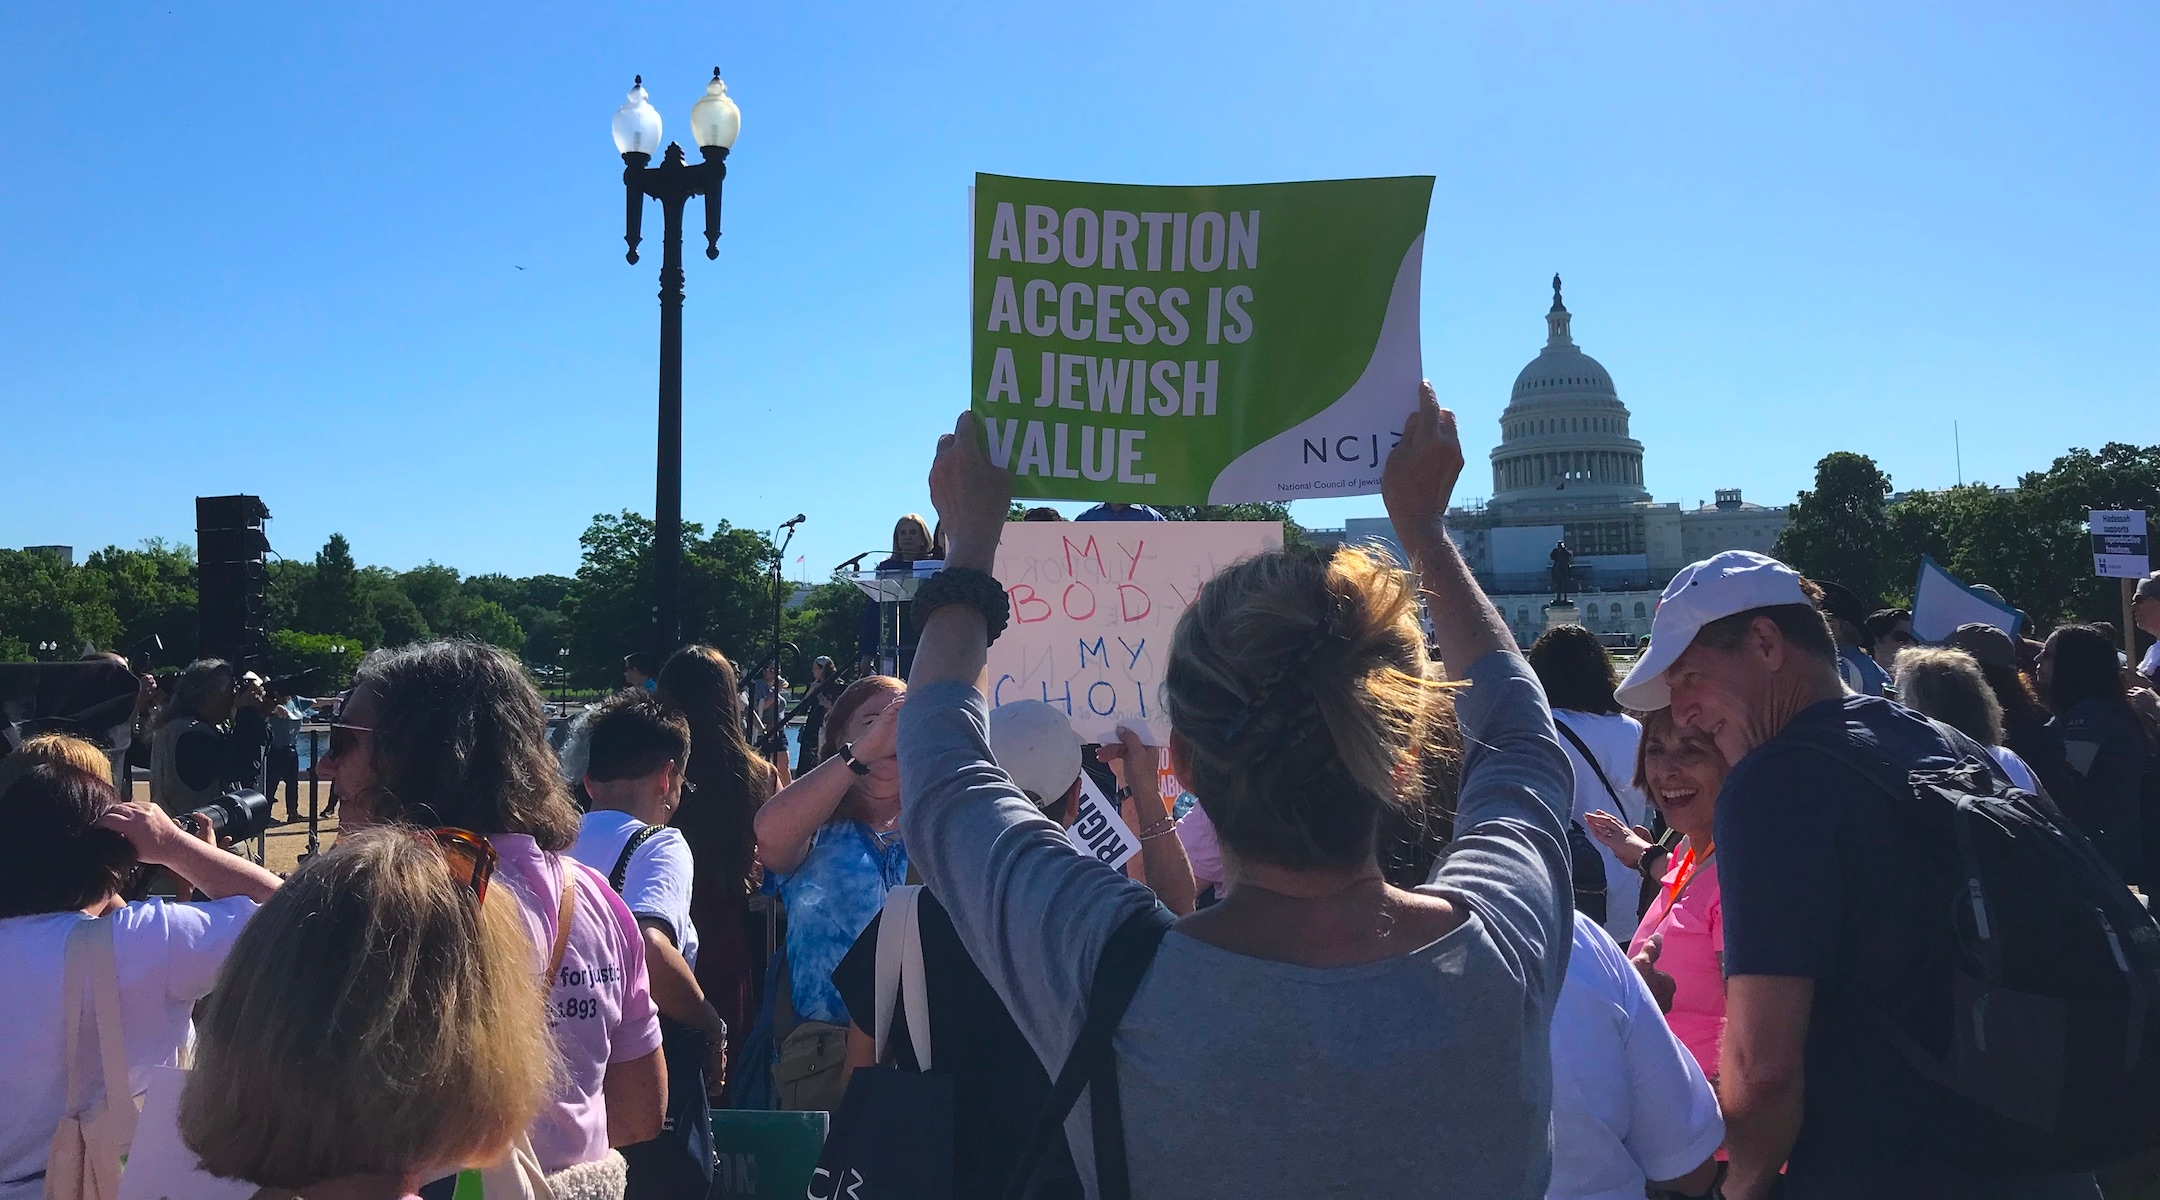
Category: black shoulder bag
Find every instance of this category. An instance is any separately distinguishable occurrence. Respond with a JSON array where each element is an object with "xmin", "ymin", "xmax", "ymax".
[
  {"xmin": 1554, "ymin": 719, "xmax": 1633, "ymax": 923},
  {"xmin": 1553, "ymin": 718, "xmax": 1631, "ymax": 826},
  {"xmin": 609, "ymin": 824, "xmax": 721, "ymax": 1200},
  {"xmin": 1003, "ymin": 904, "xmax": 1177, "ymax": 1200}
]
